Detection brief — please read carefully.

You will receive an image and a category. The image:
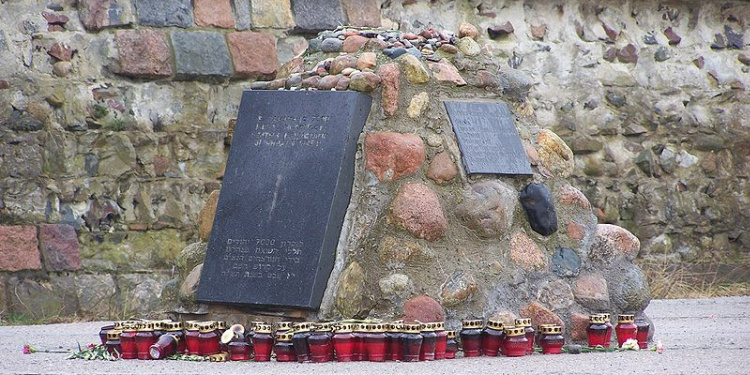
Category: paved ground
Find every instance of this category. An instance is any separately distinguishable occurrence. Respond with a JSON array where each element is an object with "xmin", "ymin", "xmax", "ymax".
[{"xmin": 0, "ymin": 296, "xmax": 748, "ymax": 375}]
